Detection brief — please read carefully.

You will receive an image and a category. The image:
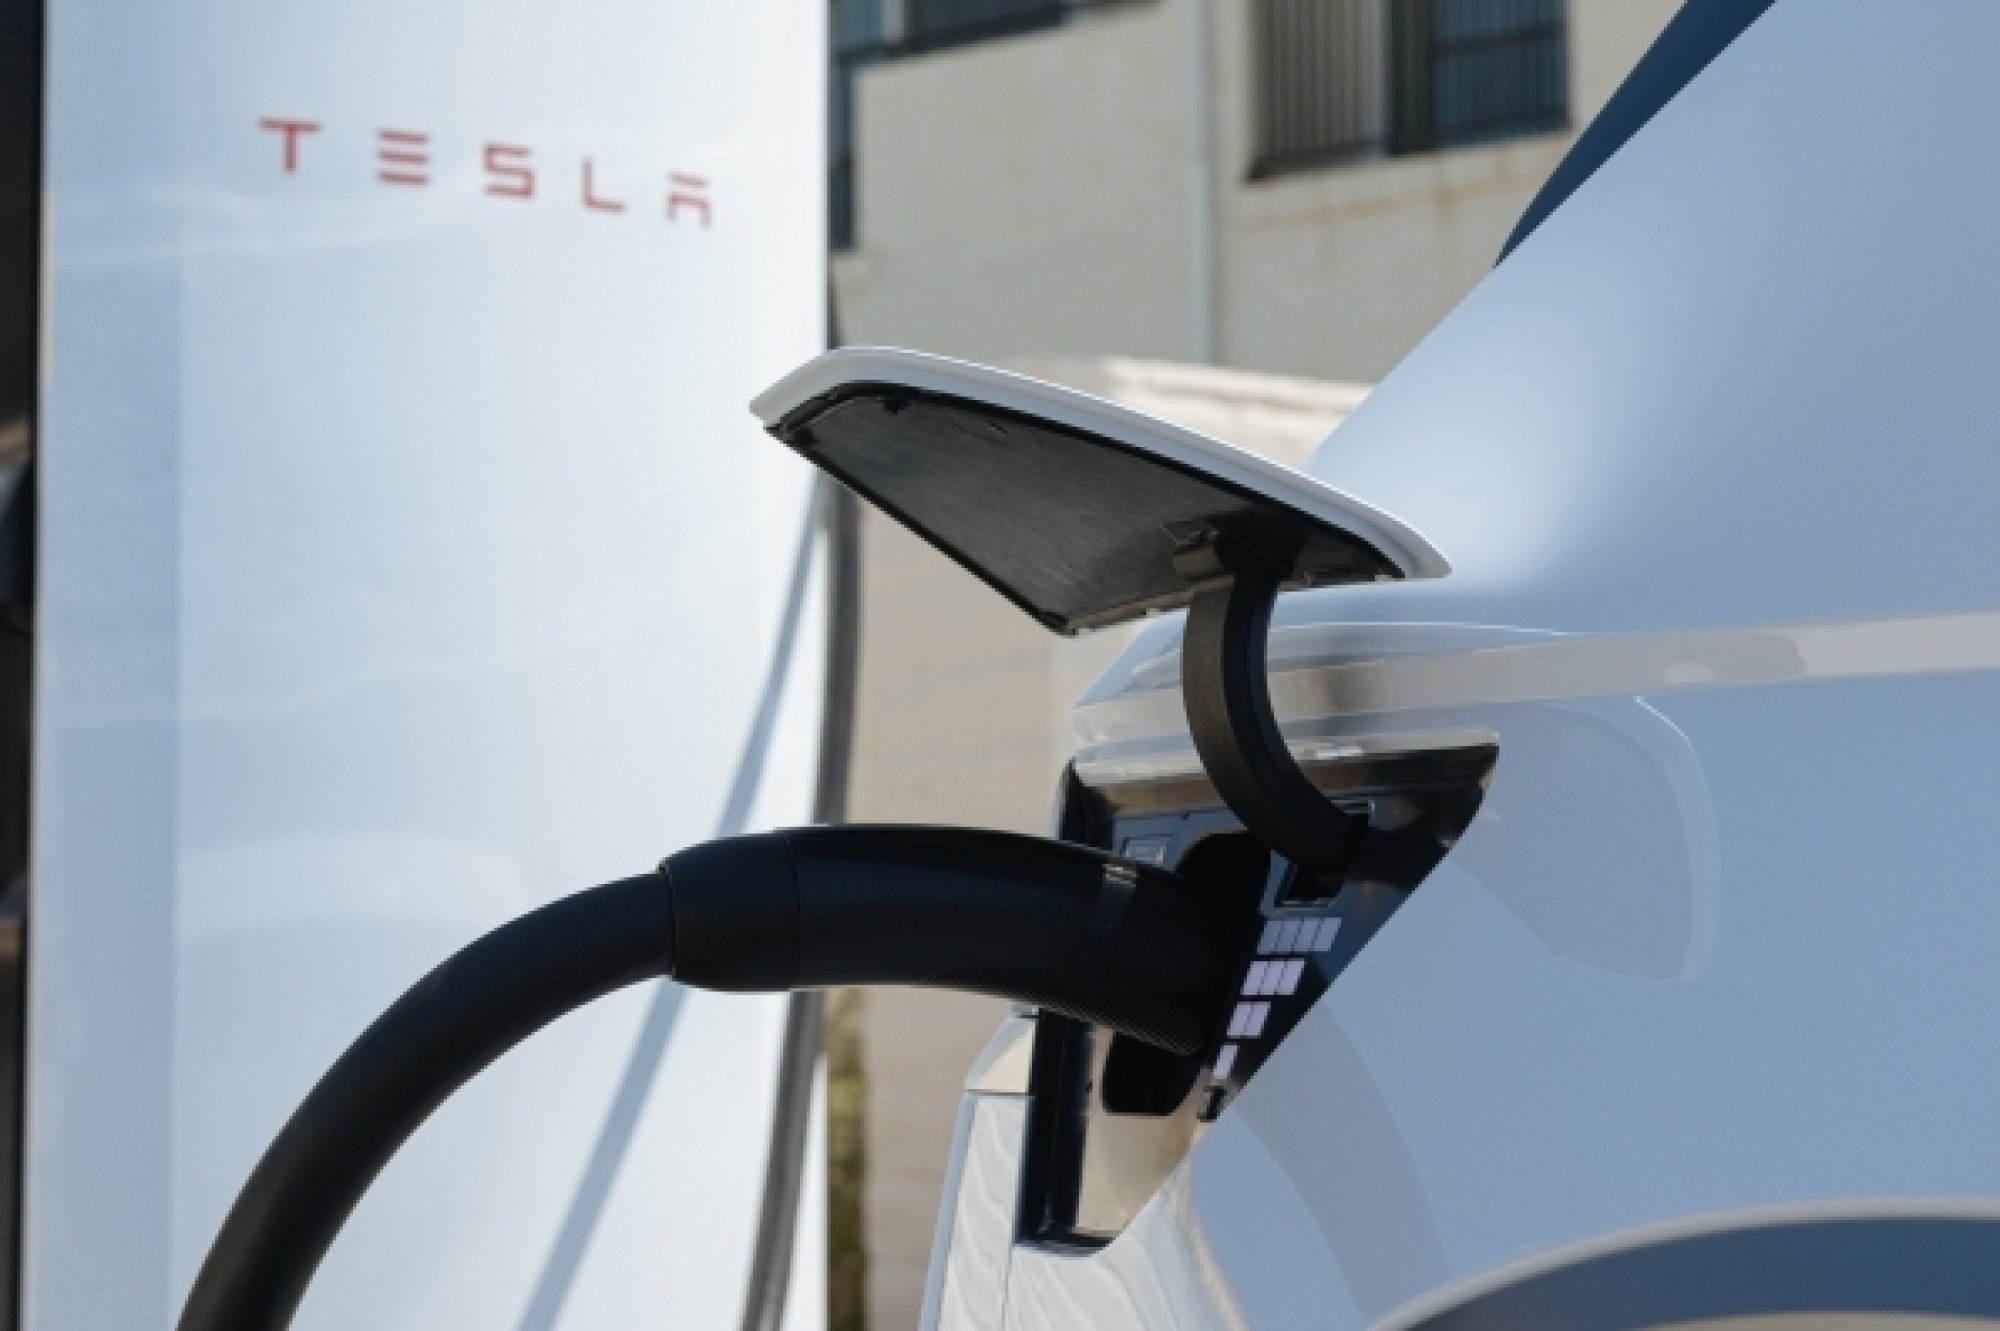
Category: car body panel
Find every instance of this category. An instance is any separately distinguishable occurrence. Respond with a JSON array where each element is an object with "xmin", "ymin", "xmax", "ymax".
[{"xmin": 925, "ymin": 1, "xmax": 2000, "ymax": 1325}]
